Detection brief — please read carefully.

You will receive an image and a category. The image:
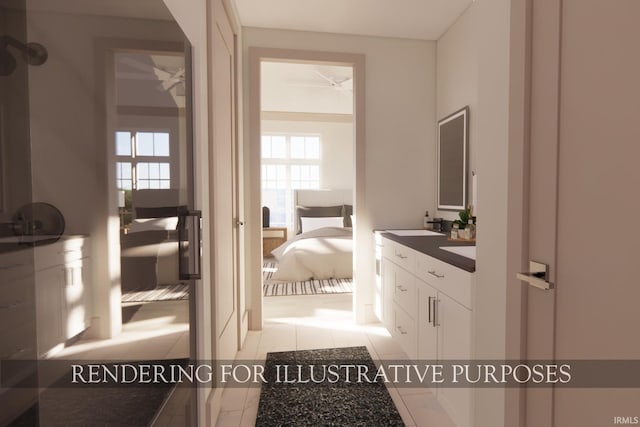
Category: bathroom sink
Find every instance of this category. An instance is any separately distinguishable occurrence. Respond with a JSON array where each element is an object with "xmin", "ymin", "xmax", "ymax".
[
  {"xmin": 386, "ymin": 229, "xmax": 444, "ymax": 237},
  {"xmin": 440, "ymin": 245, "xmax": 476, "ymax": 260}
]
